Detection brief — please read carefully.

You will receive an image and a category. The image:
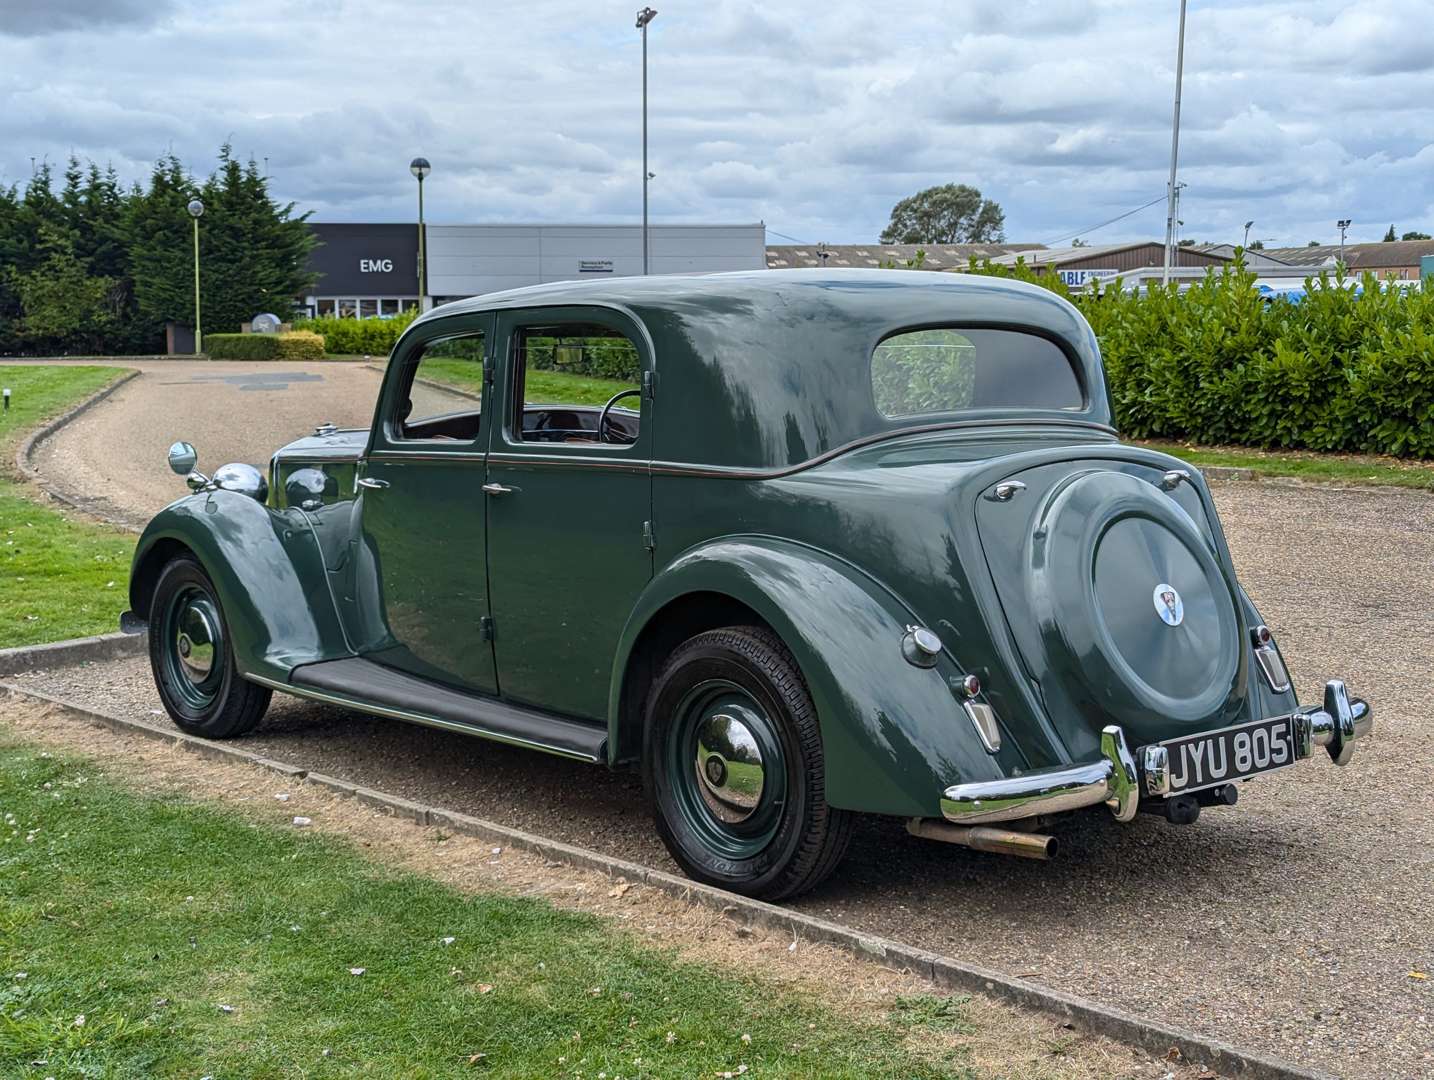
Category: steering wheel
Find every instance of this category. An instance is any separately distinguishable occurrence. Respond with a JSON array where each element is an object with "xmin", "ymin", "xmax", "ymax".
[{"xmin": 598, "ymin": 389, "xmax": 642, "ymax": 444}]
